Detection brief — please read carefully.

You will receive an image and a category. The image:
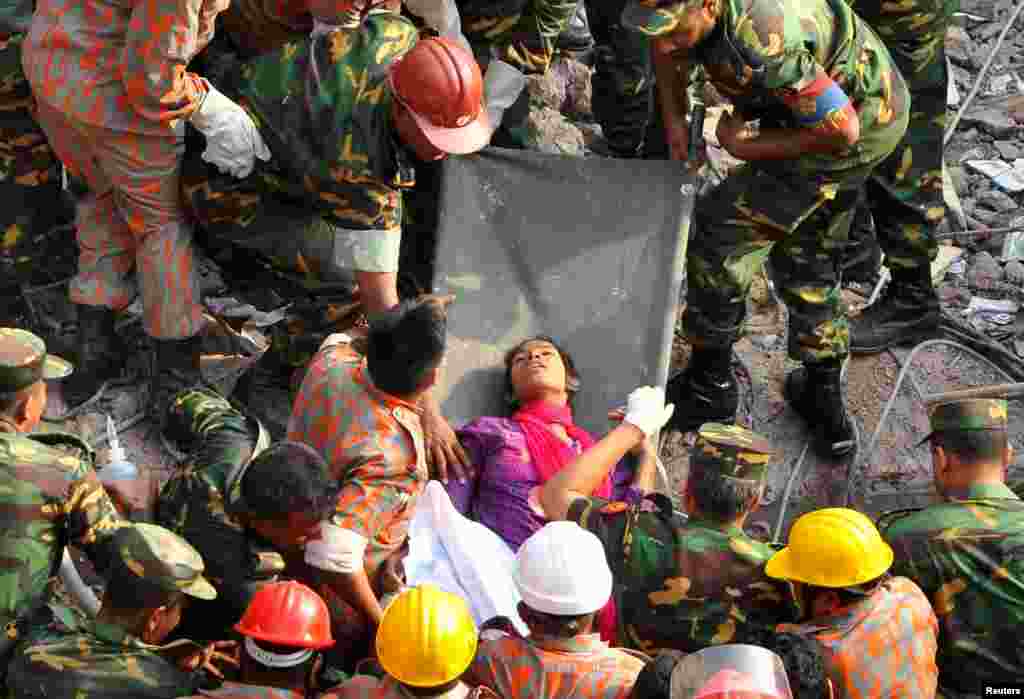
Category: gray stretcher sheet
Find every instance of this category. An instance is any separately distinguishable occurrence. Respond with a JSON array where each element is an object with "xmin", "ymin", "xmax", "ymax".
[{"xmin": 431, "ymin": 147, "xmax": 696, "ymax": 436}]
